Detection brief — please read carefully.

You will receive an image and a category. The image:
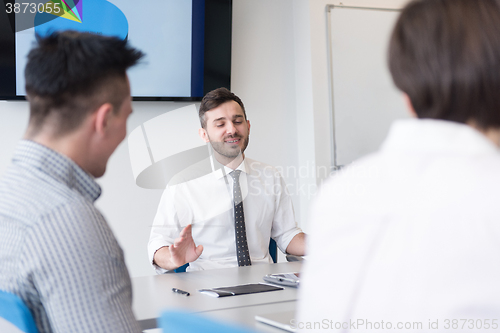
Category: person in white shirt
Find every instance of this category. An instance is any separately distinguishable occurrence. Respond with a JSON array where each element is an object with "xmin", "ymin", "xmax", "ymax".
[
  {"xmin": 298, "ymin": 0, "xmax": 500, "ymax": 331},
  {"xmin": 149, "ymin": 88, "xmax": 305, "ymax": 272}
]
